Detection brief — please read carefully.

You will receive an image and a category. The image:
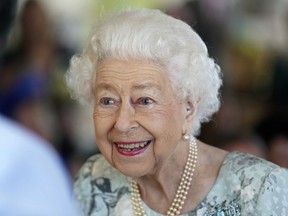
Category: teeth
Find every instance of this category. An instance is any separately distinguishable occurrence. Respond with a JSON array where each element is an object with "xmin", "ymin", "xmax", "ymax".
[{"xmin": 117, "ymin": 141, "xmax": 148, "ymax": 150}]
